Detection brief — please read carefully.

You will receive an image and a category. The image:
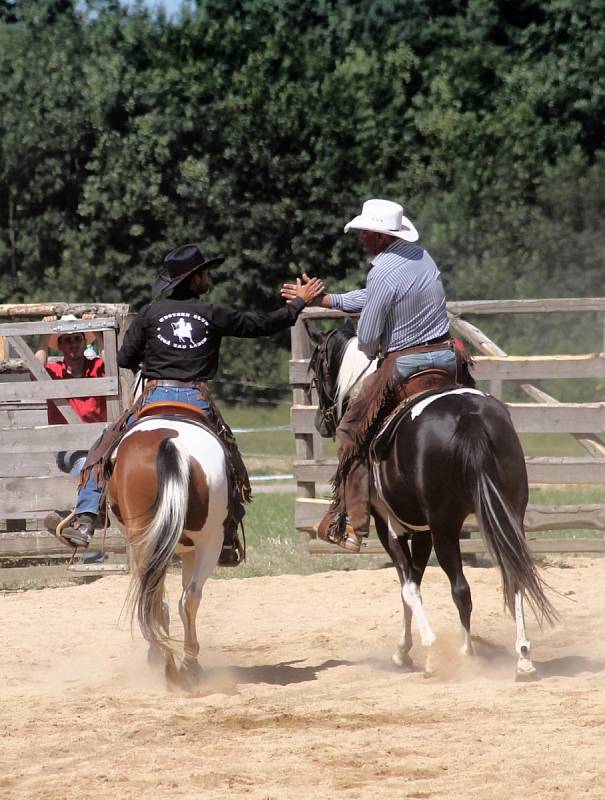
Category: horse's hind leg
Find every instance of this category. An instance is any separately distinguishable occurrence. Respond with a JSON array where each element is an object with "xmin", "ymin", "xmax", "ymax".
[
  {"xmin": 178, "ymin": 535, "xmax": 223, "ymax": 689},
  {"xmin": 147, "ymin": 597, "xmax": 171, "ymax": 671},
  {"xmin": 395, "ymin": 532, "xmax": 433, "ymax": 669},
  {"xmin": 130, "ymin": 542, "xmax": 176, "ymax": 679},
  {"xmin": 178, "ymin": 549, "xmax": 204, "ymax": 687},
  {"xmin": 431, "ymin": 525, "xmax": 474, "ymax": 657},
  {"xmin": 514, "ymin": 589, "xmax": 537, "ymax": 681},
  {"xmin": 386, "ymin": 518, "xmax": 437, "ymax": 671}
]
